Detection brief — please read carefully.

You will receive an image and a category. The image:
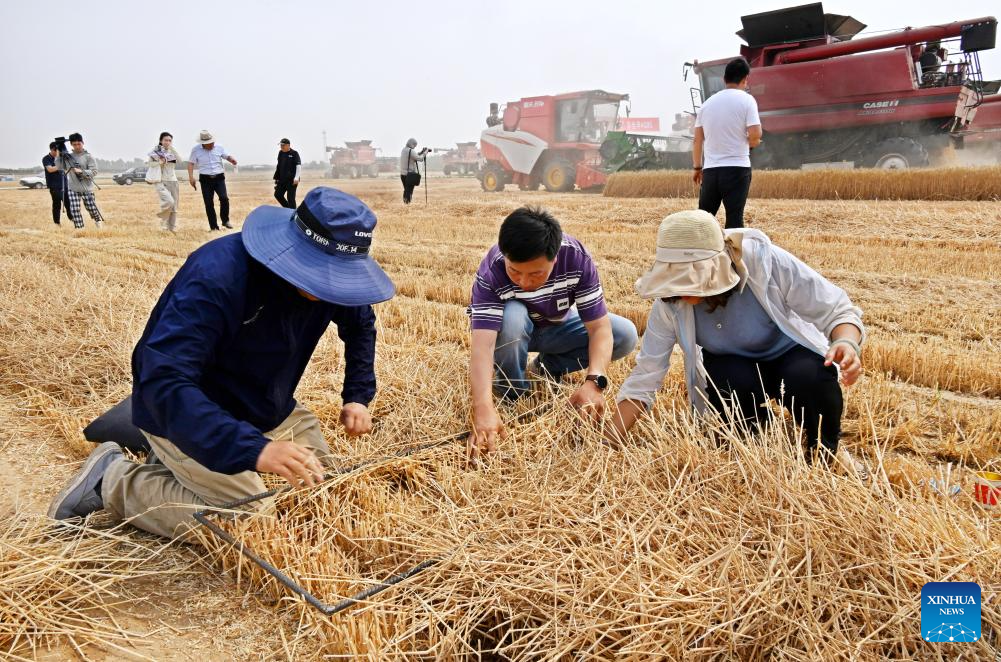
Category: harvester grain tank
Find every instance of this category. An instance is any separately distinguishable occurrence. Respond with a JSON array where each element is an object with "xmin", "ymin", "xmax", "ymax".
[
  {"xmin": 478, "ymin": 90, "xmax": 629, "ymax": 192},
  {"xmin": 687, "ymin": 3, "xmax": 997, "ymax": 169}
]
